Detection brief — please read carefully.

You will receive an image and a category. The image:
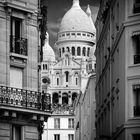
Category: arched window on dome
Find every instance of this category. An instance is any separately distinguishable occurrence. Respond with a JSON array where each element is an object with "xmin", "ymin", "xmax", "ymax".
[
  {"xmin": 77, "ymin": 47, "xmax": 81, "ymax": 56},
  {"xmin": 72, "ymin": 47, "xmax": 75, "ymax": 56},
  {"xmin": 59, "ymin": 49, "xmax": 61, "ymax": 57},
  {"xmin": 66, "ymin": 47, "xmax": 70, "ymax": 52},
  {"xmin": 62, "ymin": 48, "xmax": 65, "ymax": 53},
  {"xmin": 83, "ymin": 47, "xmax": 86, "ymax": 56},
  {"xmin": 87, "ymin": 48, "xmax": 90, "ymax": 57},
  {"xmin": 43, "ymin": 64, "xmax": 45, "ymax": 70},
  {"xmin": 45, "ymin": 64, "xmax": 47, "ymax": 70}
]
